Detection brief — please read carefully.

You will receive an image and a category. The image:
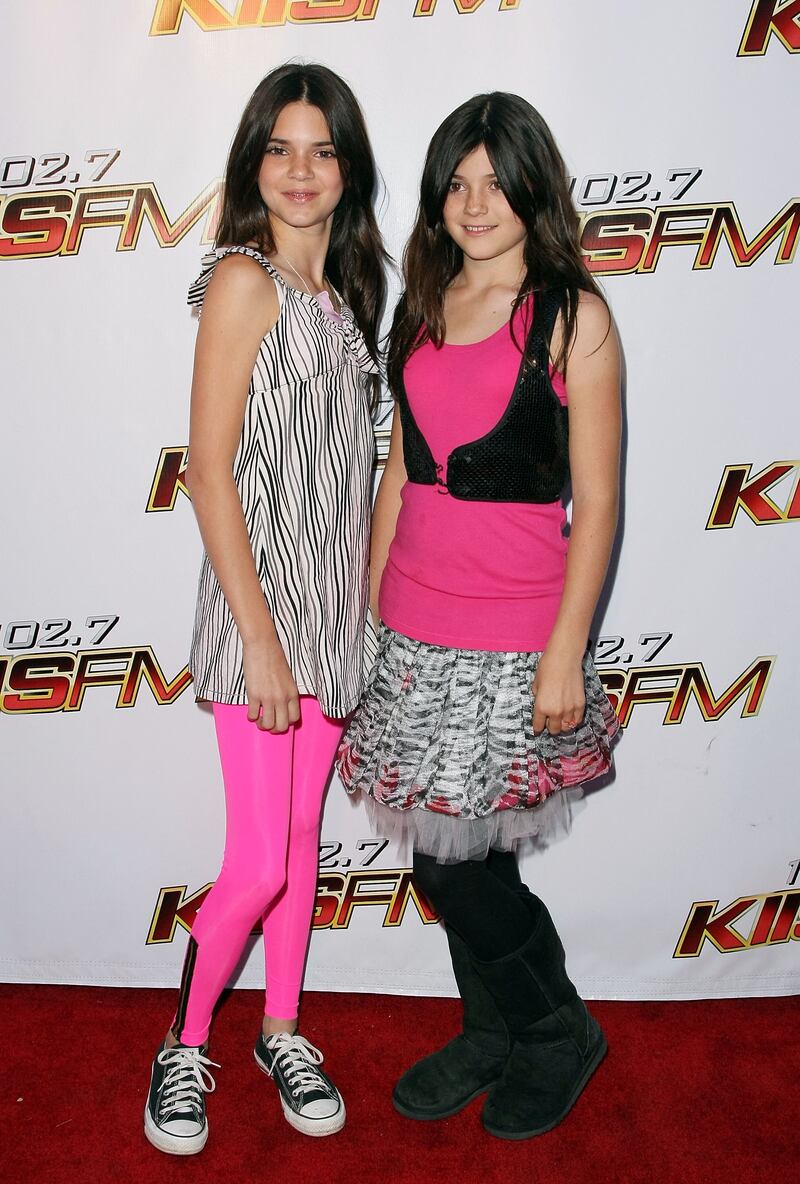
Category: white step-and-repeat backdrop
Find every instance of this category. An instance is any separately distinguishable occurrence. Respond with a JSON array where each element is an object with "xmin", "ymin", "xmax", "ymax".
[{"xmin": 2, "ymin": 1, "xmax": 798, "ymax": 1001}]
